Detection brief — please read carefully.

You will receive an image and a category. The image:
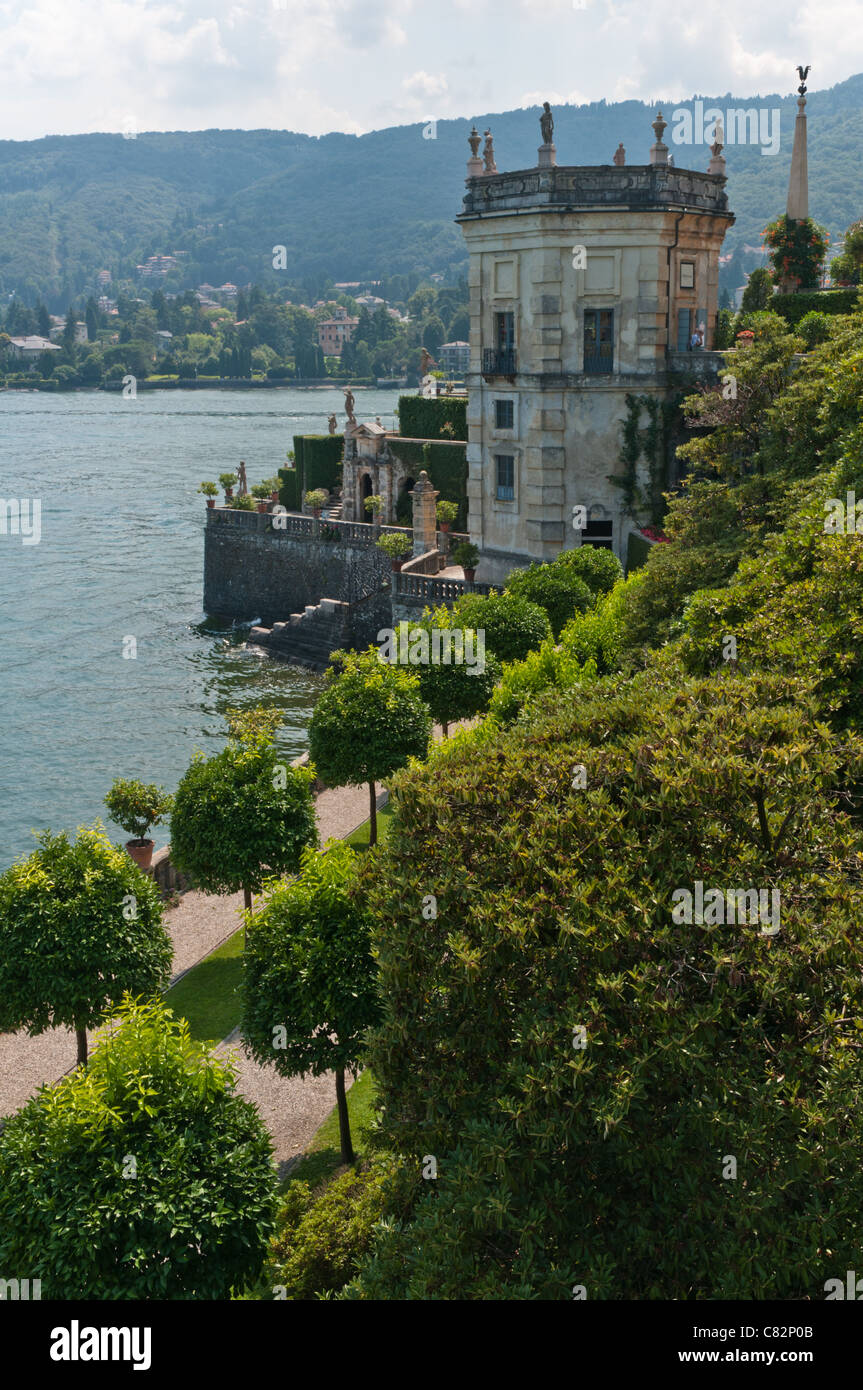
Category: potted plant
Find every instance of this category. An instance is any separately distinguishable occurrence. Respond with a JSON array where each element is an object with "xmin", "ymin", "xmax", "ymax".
[
  {"xmin": 231, "ymin": 493, "xmax": 256, "ymax": 511},
  {"xmin": 263, "ymin": 476, "xmax": 281, "ymax": 506},
  {"xmin": 104, "ymin": 778, "xmax": 173, "ymax": 871},
  {"xmin": 304, "ymin": 488, "xmax": 329, "ymax": 518},
  {"xmin": 376, "ymin": 532, "xmax": 412, "ymax": 572},
  {"xmin": 364, "ymin": 494, "xmax": 385, "ymax": 526},
  {"xmin": 452, "ymin": 540, "xmax": 480, "ymax": 583},
  {"xmin": 219, "ymin": 471, "xmax": 237, "ymax": 503},
  {"xmin": 251, "ymin": 482, "xmax": 271, "ymax": 513},
  {"xmin": 436, "ymin": 499, "xmax": 459, "ymax": 533},
  {"xmin": 199, "ymin": 481, "xmax": 218, "ymax": 509}
]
